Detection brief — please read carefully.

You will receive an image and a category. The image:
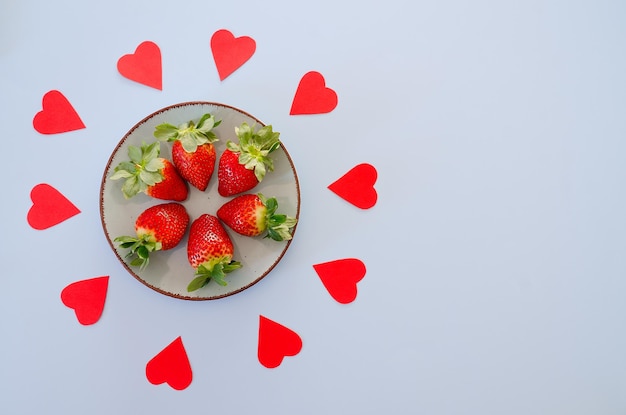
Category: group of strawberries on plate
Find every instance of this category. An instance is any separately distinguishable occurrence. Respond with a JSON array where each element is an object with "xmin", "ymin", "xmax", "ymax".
[{"xmin": 110, "ymin": 113, "xmax": 297, "ymax": 292}]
